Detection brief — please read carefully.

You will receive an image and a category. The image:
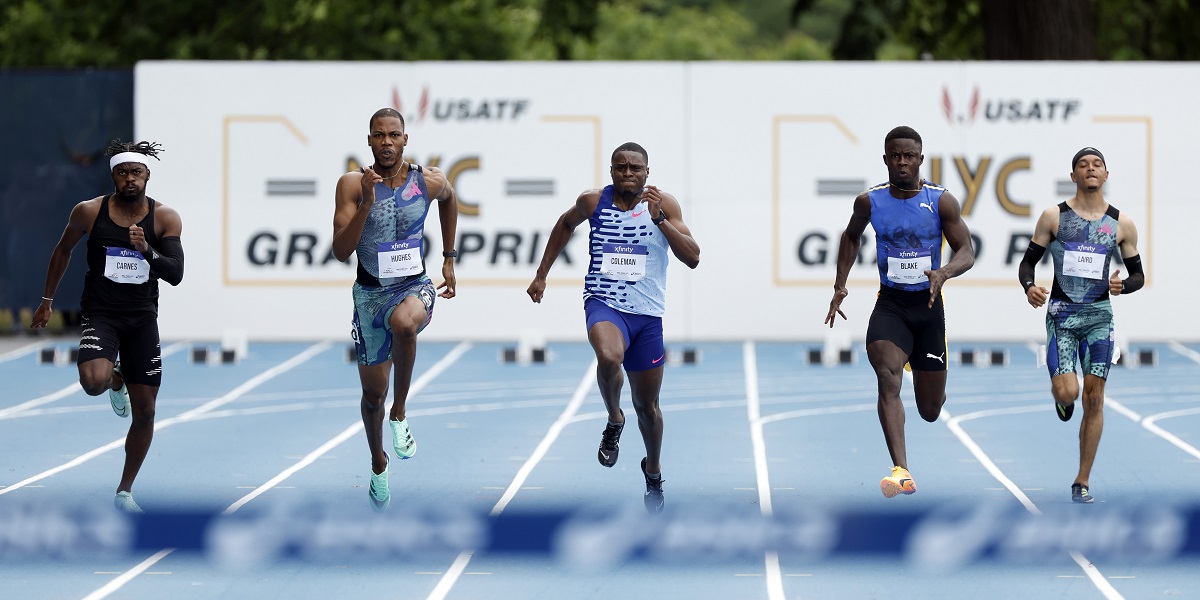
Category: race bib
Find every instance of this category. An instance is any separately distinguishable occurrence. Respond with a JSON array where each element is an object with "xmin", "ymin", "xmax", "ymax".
[
  {"xmin": 886, "ymin": 248, "xmax": 932, "ymax": 283},
  {"xmin": 601, "ymin": 243, "xmax": 648, "ymax": 280},
  {"xmin": 104, "ymin": 247, "xmax": 150, "ymax": 284},
  {"xmin": 1062, "ymin": 241, "xmax": 1106, "ymax": 280},
  {"xmin": 377, "ymin": 239, "xmax": 423, "ymax": 277}
]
